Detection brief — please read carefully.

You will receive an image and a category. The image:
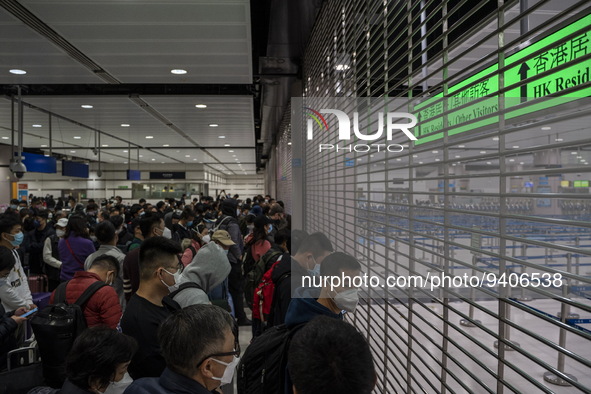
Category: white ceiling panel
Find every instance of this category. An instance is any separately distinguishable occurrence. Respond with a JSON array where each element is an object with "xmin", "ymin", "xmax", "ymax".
[{"xmin": 19, "ymin": 0, "xmax": 253, "ymax": 84}]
